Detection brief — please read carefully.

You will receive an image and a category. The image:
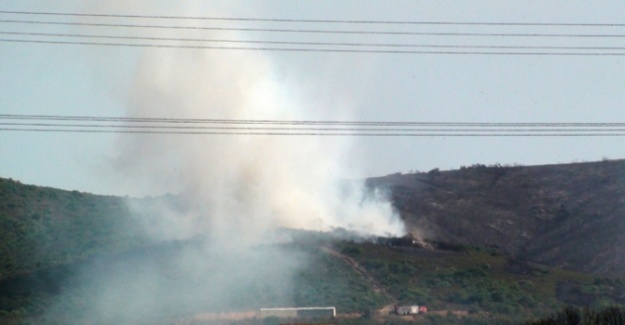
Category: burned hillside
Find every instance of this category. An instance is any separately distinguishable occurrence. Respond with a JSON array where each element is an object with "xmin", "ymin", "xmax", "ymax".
[{"xmin": 367, "ymin": 159, "xmax": 625, "ymax": 277}]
